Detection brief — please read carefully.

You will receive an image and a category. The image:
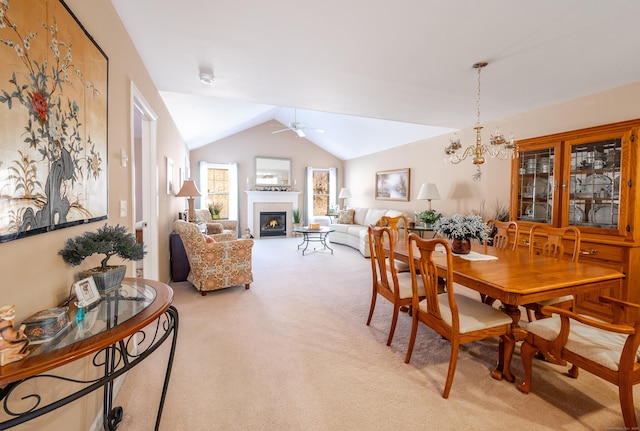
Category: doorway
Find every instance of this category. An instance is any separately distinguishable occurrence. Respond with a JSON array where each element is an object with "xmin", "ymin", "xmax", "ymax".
[{"xmin": 130, "ymin": 82, "xmax": 158, "ymax": 280}]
